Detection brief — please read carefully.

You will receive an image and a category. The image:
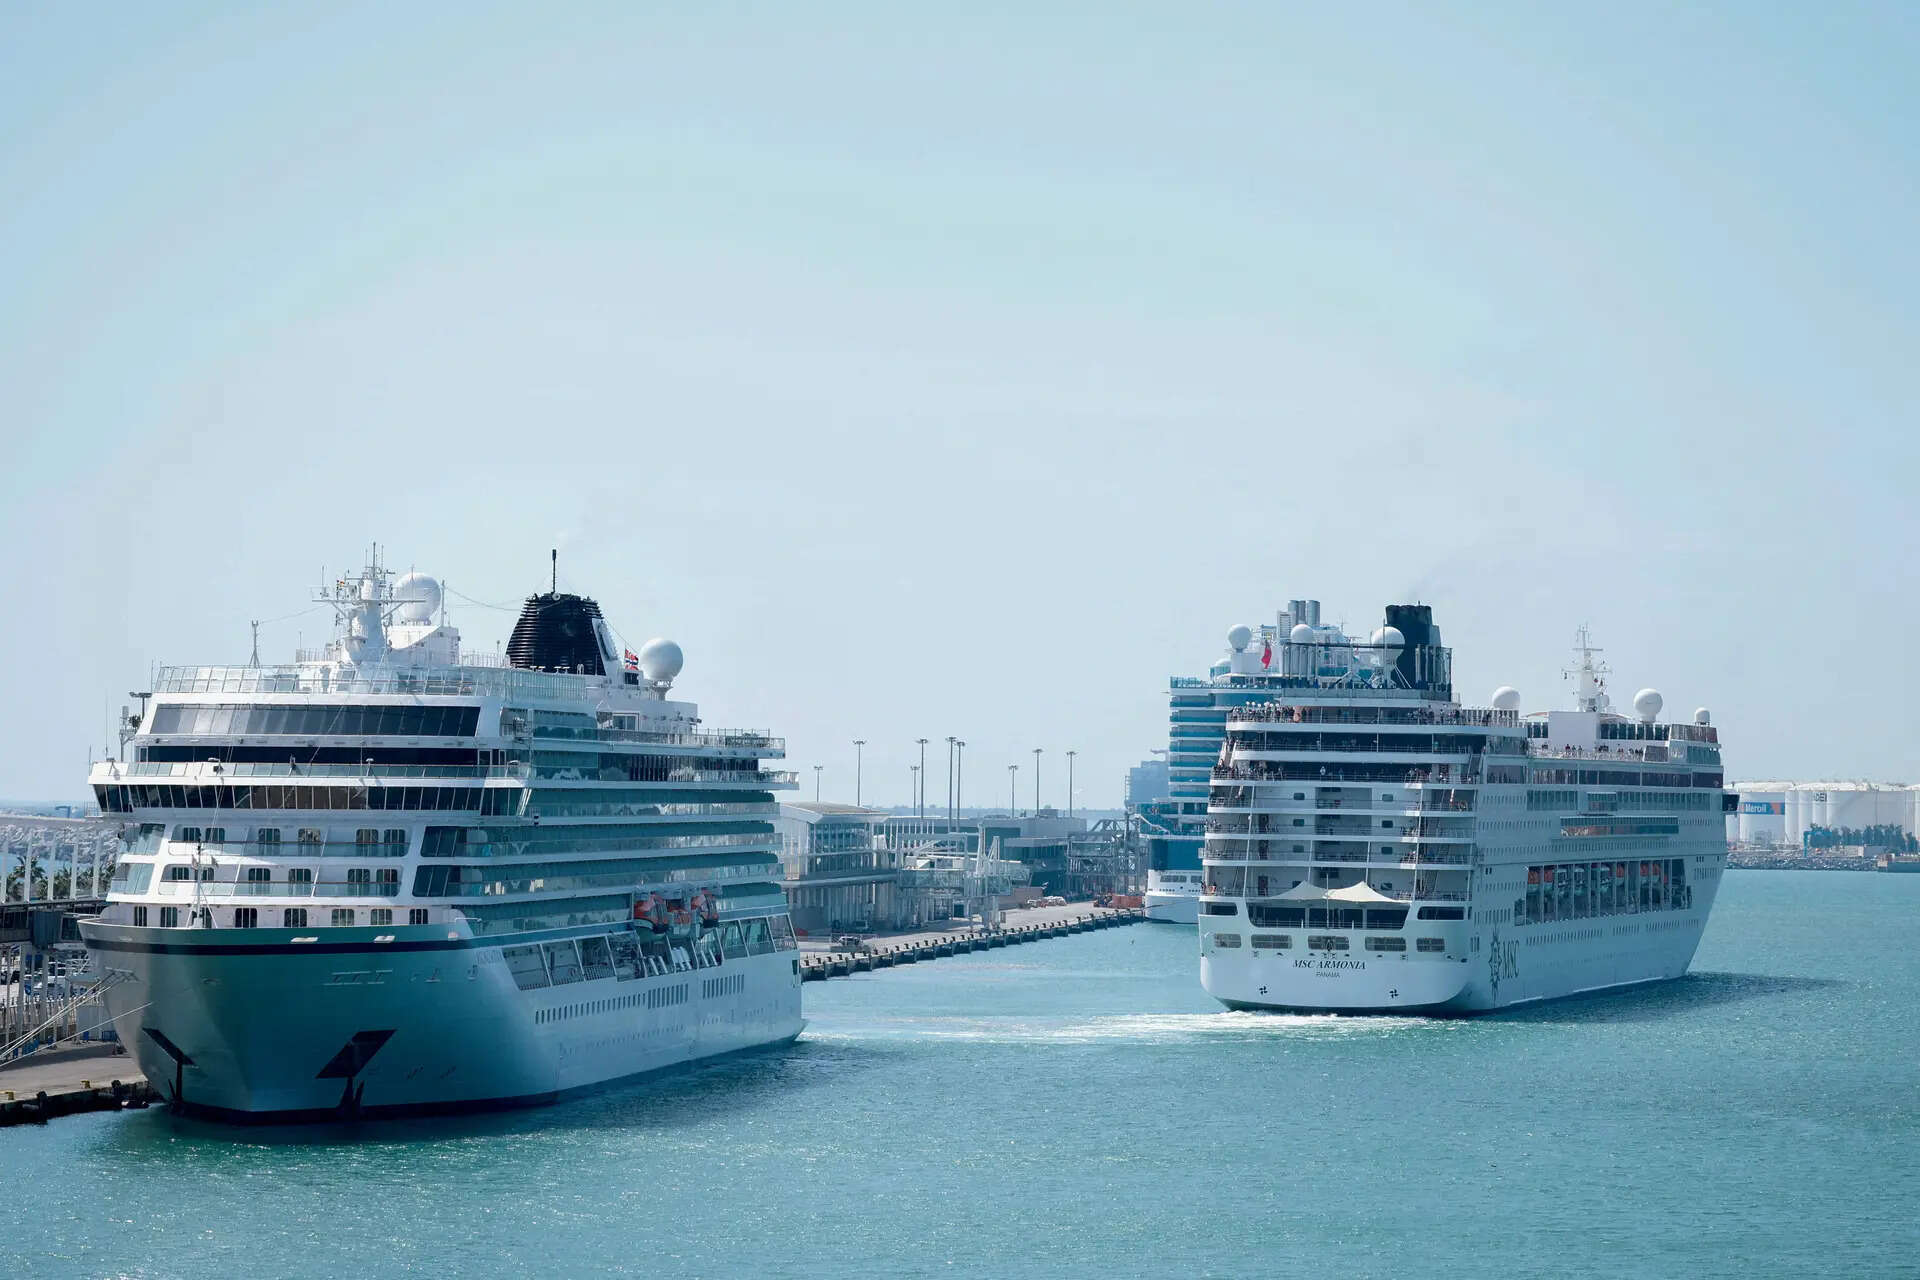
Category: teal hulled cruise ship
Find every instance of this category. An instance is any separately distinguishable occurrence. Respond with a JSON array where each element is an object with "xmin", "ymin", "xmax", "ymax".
[{"xmin": 82, "ymin": 553, "xmax": 803, "ymax": 1121}]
